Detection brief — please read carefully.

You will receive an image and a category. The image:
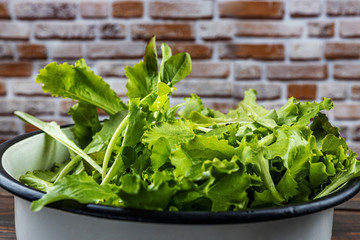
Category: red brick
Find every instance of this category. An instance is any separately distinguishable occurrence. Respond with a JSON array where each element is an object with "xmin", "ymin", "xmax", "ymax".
[
  {"xmin": 0, "ymin": 22, "xmax": 30, "ymax": 40},
  {"xmin": 80, "ymin": 2, "xmax": 108, "ymax": 19},
  {"xmin": 234, "ymin": 22, "xmax": 302, "ymax": 38},
  {"xmin": 165, "ymin": 43, "xmax": 213, "ymax": 59},
  {"xmin": 35, "ymin": 23, "xmax": 96, "ymax": 40},
  {"xmin": 16, "ymin": 44, "xmax": 47, "ymax": 60},
  {"xmin": 131, "ymin": 23, "xmax": 195, "ymax": 41},
  {"xmin": 199, "ymin": 21, "xmax": 233, "ymax": 40},
  {"xmin": 219, "ymin": 1, "xmax": 284, "ymax": 19},
  {"xmin": 234, "ymin": 63, "xmax": 262, "ymax": 80},
  {"xmin": 0, "ymin": 62, "xmax": 32, "ymax": 77},
  {"xmin": 0, "ymin": 43, "xmax": 13, "ymax": 59},
  {"xmin": 50, "ymin": 43, "xmax": 83, "ymax": 59},
  {"xmin": 0, "ymin": 1, "xmax": 10, "ymax": 19},
  {"xmin": 290, "ymin": 41, "xmax": 322, "ymax": 61},
  {"xmin": 340, "ymin": 21, "xmax": 360, "ymax": 38},
  {"xmin": 149, "ymin": 0, "xmax": 212, "ymax": 19},
  {"xmin": 327, "ymin": 0, "xmax": 360, "ymax": 16},
  {"xmin": 0, "ymin": 99, "xmax": 55, "ymax": 116},
  {"xmin": 308, "ymin": 21, "xmax": 334, "ymax": 37},
  {"xmin": 0, "ymin": 81, "xmax": 5, "ymax": 96},
  {"xmin": 267, "ymin": 64, "xmax": 327, "ymax": 80},
  {"xmin": 334, "ymin": 64, "xmax": 360, "ymax": 80},
  {"xmin": 351, "ymin": 85, "xmax": 360, "ymax": 100},
  {"xmin": 334, "ymin": 104, "xmax": 360, "ymax": 120},
  {"xmin": 325, "ymin": 42, "xmax": 360, "ymax": 59},
  {"xmin": 86, "ymin": 42, "xmax": 146, "ymax": 59},
  {"xmin": 112, "ymin": 1, "xmax": 143, "ymax": 18},
  {"xmin": 233, "ymin": 83, "xmax": 281, "ymax": 100},
  {"xmin": 188, "ymin": 62, "xmax": 230, "ymax": 79},
  {"xmin": 290, "ymin": 0, "xmax": 321, "ymax": 17},
  {"xmin": 219, "ymin": 44, "xmax": 284, "ymax": 60},
  {"xmin": 100, "ymin": 23, "xmax": 126, "ymax": 39},
  {"xmin": 14, "ymin": 2, "xmax": 76, "ymax": 19},
  {"xmin": 173, "ymin": 80, "xmax": 232, "ymax": 97},
  {"xmin": 288, "ymin": 84, "xmax": 317, "ymax": 100}
]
